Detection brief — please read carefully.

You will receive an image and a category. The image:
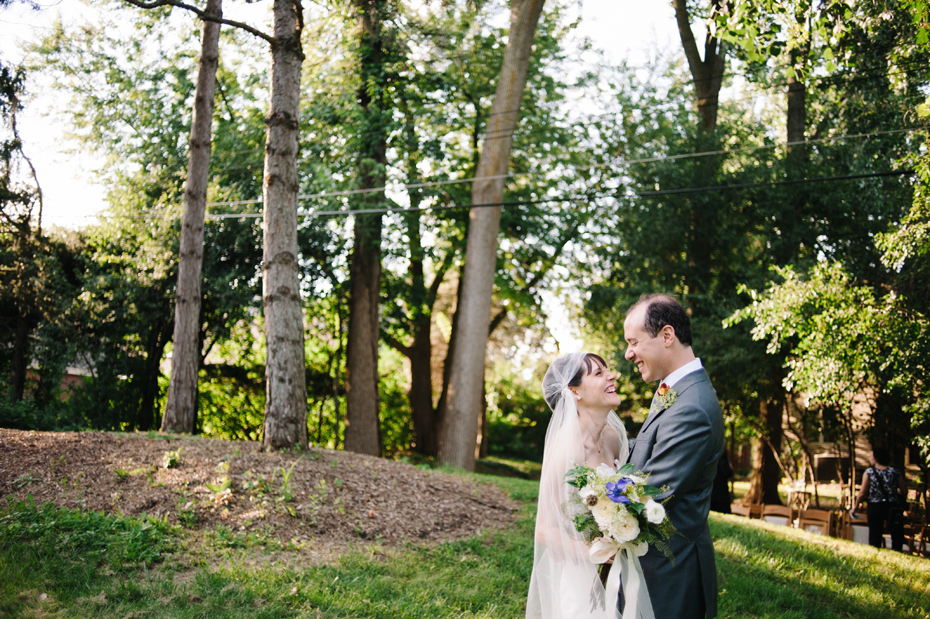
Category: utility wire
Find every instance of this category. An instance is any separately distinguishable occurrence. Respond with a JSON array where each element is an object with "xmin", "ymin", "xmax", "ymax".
[
  {"xmin": 204, "ymin": 168, "xmax": 915, "ymax": 220},
  {"xmin": 199, "ymin": 63, "xmax": 930, "ymax": 173},
  {"xmin": 205, "ymin": 126, "xmax": 924, "ymax": 209},
  {"xmin": 635, "ymin": 169, "xmax": 914, "ymax": 197}
]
